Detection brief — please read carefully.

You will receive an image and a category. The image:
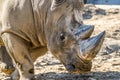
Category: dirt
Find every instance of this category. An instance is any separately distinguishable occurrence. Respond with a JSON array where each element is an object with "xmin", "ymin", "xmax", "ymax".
[{"xmin": 0, "ymin": 4, "xmax": 120, "ymax": 80}]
